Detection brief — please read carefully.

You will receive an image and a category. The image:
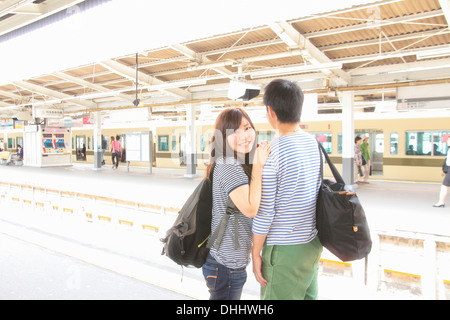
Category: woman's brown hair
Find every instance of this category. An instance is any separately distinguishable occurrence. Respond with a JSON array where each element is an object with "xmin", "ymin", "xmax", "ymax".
[{"xmin": 205, "ymin": 107, "xmax": 256, "ymax": 180}]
